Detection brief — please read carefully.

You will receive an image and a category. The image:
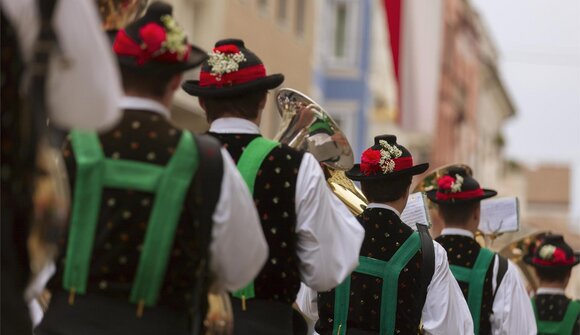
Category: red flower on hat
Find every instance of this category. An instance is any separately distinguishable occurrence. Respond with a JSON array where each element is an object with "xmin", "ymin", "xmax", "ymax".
[
  {"xmin": 438, "ymin": 175, "xmax": 455, "ymax": 191},
  {"xmin": 139, "ymin": 23, "xmax": 166, "ymax": 61},
  {"xmin": 360, "ymin": 149, "xmax": 381, "ymax": 176},
  {"xmin": 552, "ymin": 248, "xmax": 568, "ymax": 264}
]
